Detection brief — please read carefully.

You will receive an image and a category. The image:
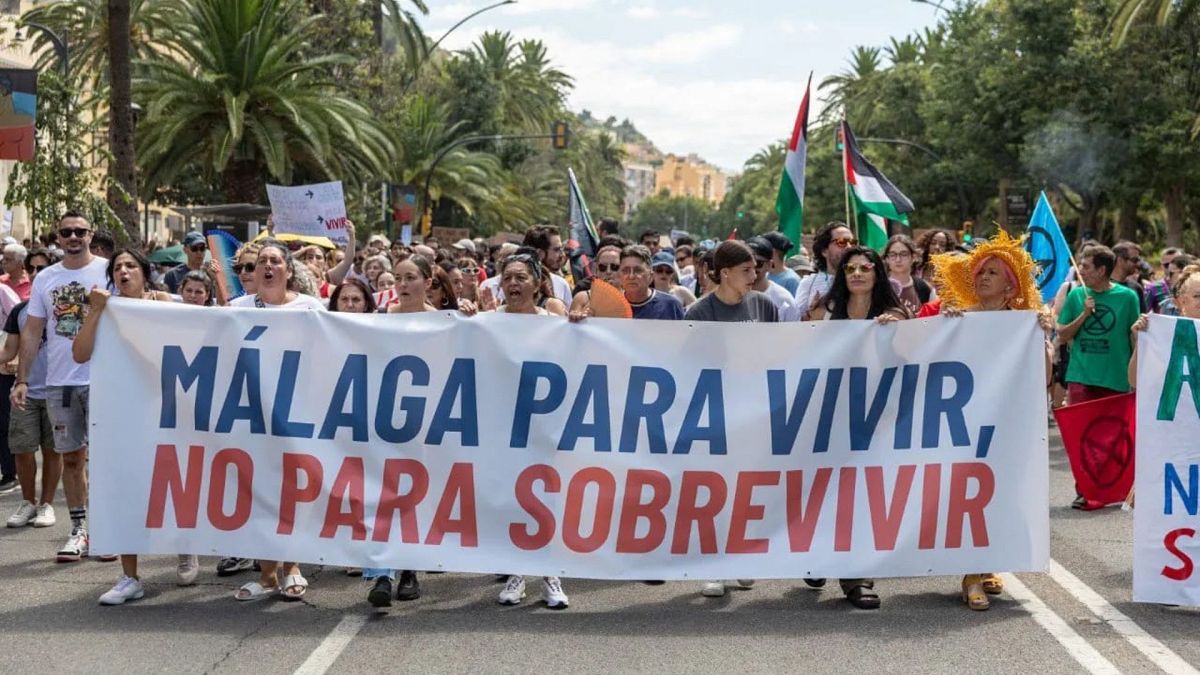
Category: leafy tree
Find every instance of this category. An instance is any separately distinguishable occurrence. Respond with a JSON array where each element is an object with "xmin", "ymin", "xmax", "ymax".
[{"xmin": 135, "ymin": 0, "xmax": 393, "ymax": 203}]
